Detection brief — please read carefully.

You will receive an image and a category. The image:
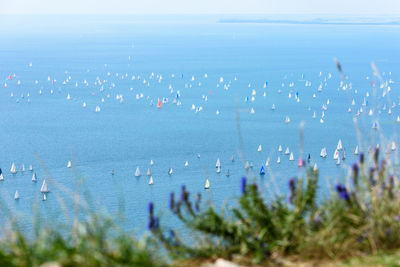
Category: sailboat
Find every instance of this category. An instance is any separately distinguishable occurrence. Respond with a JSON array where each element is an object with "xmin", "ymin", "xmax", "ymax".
[
  {"xmin": 14, "ymin": 190, "xmax": 19, "ymax": 200},
  {"xmin": 333, "ymin": 149, "xmax": 339, "ymax": 160},
  {"xmin": 29, "ymin": 165, "xmax": 33, "ymax": 171},
  {"xmin": 67, "ymin": 161, "xmax": 72, "ymax": 168},
  {"xmin": 0, "ymin": 168, "xmax": 3, "ymax": 181},
  {"xmin": 32, "ymin": 172, "xmax": 37, "ymax": 182},
  {"xmin": 216, "ymin": 166, "xmax": 221, "ymax": 174},
  {"xmin": 43, "ymin": 194, "xmax": 47, "ymax": 201},
  {"xmin": 21, "ymin": 164, "xmax": 25, "ymax": 172},
  {"xmin": 149, "ymin": 176, "xmax": 154, "ymax": 185},
  {"xmin": 289, "ymin": 152, "xmax": 294, "ymax": 161},
  {"xmin": 244, "ymin": 161, "xmax": 249, "ymax": 170},
  {"xmin": 185, "ymin": 161, "xmax": 189, "ymax": 167},
  {"xmin": 168, "ymin": 166, "xmax": 173, "ymax": 175},
  {"xmin": 392, "ymin": 142, "xmax": 397, "ymax": 151},
  {"xmin": 260, "ymin": 166, "xmax": 265, "ymax": 175},
  {"xmin": 157, "ymin": 98, "xmax": 162, "ymax": 108},
  {"xmin": 135, "ymin": 167, "xmax": 141, "ymax": 177},
  {"xmin": 320, "ymin": 148, "xmax": 327, "ymax": 158},
  {"xmin": 257, "ymin": 145, "xmax": 262, "ymax": 152},
  {"xmin": 216, "ymin": 158, "xmax": 221, "ymax": 168},
  {"xmin": 313, "ymin": 163, "xmax": 318, "ymax": 171},
  {"xmin": 337, "ymin": 139, "xmax": 343, "ymax": 150},
  {"xmin": 231, "ymin": 155, "xmax": 235, "ymax": 162},
  {"xmin": 204, "ymin": 179, "xmax": 210, "ymax": 189},
  {"xmin": 285, "ymin": 147, "xmax": 290, "ymax": 155},
  {"xmin": 277, "ymin": 156, "xmax": 281, "ymax": 164},
  {"xmin": 147, "ymin": 168, "xmax": 151, "ymax": 176},
  {"xmin": 278, "ymin": 145, "xmax": 283, "ymax": 152},
  {"xmin": 265, "ymin": 158, "xmax": 270, "ymax": 166},
  {"xmin": 150, "ymin": 159, "xmax": 154, "ymax": 166},
  {"xmin": 285, "ymin": 116, "xmax": 291, "ymax": 124},
  {"xmin": 10, "ymin": 162, "xmax": 17, "ymax": 174},
  {"xmin": 271, "ymin": 104, "xmax": 276, "ymax": 110},
  {"xmin": 41, "ymin": 179, "xmax": 49, "ymax": 193},
  {"xmin": 354, "ymin": 145, "xmax": 359, "ymax": 155}
]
